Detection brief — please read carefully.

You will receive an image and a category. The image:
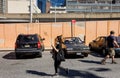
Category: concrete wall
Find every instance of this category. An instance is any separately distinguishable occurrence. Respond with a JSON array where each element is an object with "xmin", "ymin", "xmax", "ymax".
[{"xmin": 0, "ymin": 20, "xmax": 120, "ymax": 50}]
